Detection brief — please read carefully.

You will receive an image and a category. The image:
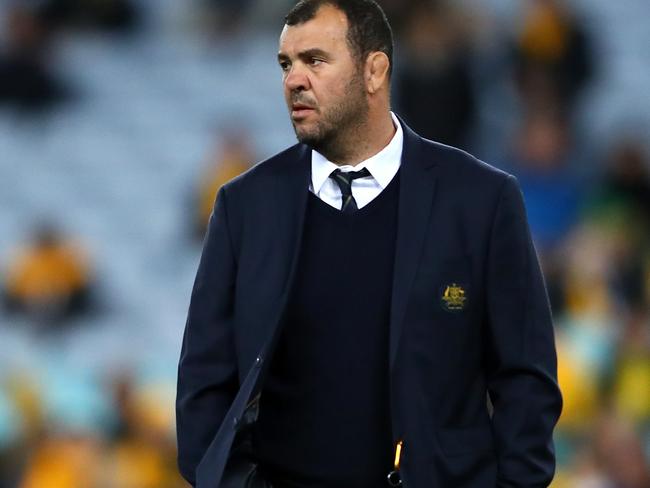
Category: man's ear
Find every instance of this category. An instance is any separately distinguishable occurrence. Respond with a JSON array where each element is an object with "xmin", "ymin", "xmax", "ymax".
[{"xmin": 365, "ymin": 52, "xmax": 390, "ymax": 94}]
